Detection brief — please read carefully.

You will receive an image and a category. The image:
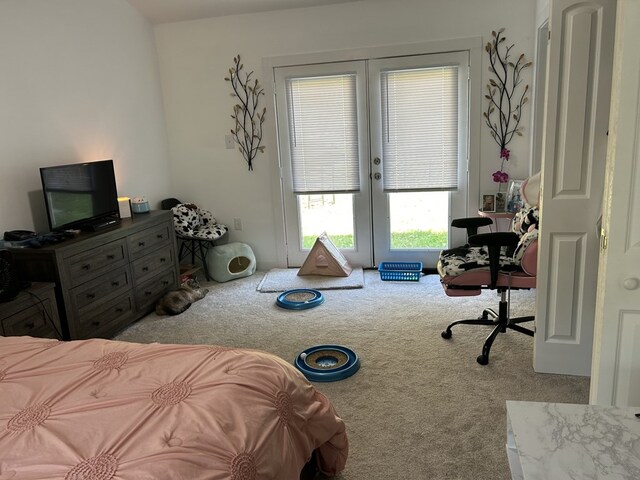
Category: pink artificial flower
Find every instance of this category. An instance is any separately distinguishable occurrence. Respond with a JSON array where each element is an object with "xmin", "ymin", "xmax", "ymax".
[
  {"xmin": 492, "ymin": 170, "xmax": 509, "ymax": 183},
  {"xmin": 500, "ymin": 148, "xmax": 510, "ymax": 160}
]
